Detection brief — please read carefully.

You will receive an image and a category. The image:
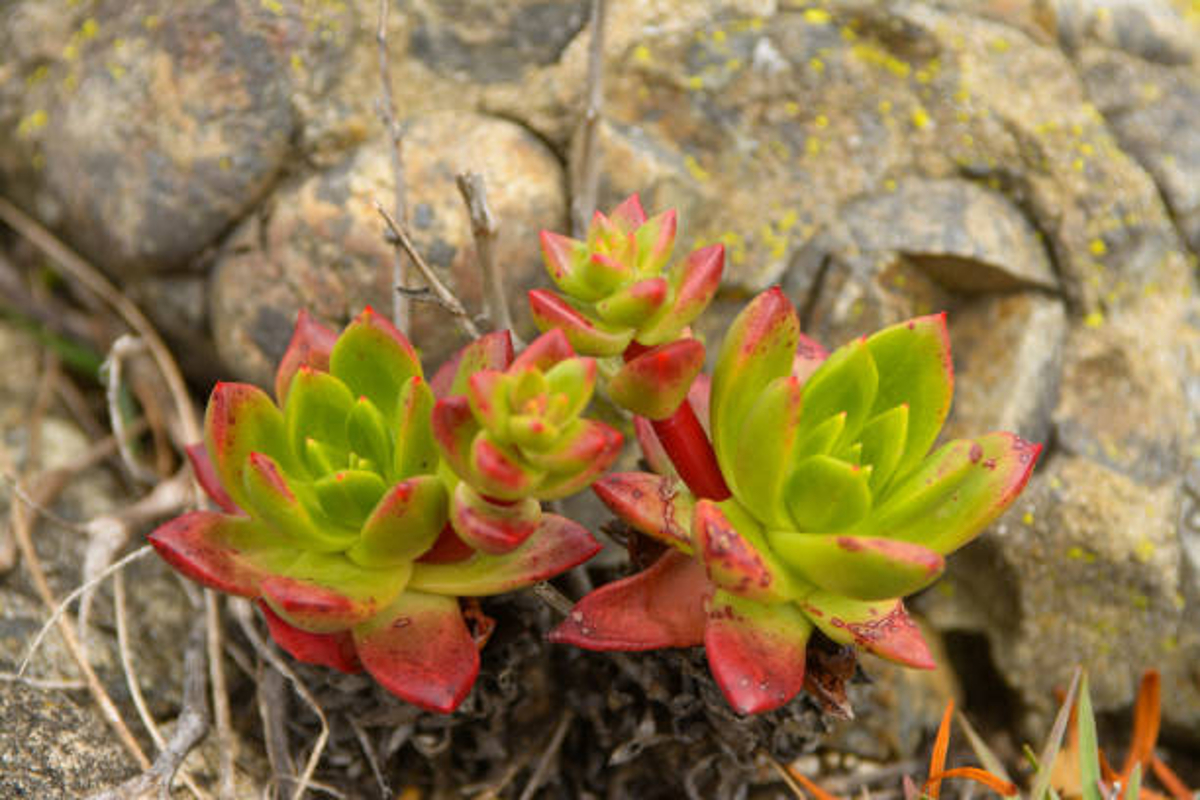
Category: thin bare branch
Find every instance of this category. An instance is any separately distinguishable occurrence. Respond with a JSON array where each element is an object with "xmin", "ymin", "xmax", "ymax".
[
  {"xmin": 257, "ymin": 660, "xmax": 296, "ymax": 800},
  {"xmin": 87, "ymin": 619, "xmax": 210, "ymax": 800},
  {"xmin": 570, "ymin": 0, "xmax": 609, "ymax": 236},
  {"xmin": 518, "ymin": 708, "xmax": 574, "ymax": 800},
  {"xmin": 456, "ymin": 171, "xmax": 520, "ymax": 343},
  {"xmin": 207, "ymin": 591, "xmax": 236, "ymax": 800},
  {"xmin": 376, "ymin": 202, "xmax": 481, "ymax": 338},
  {"xmin": 100, "ymin": 335, "xmax": 158, "ymax": 485},
  {"xmin": 376, "ymin": 0, "xmax": 411, "ymax": 335},
  {"xmin": 532, "ymin": 581, "xmax": 575, "ymax": 616},
  {"xmin": 350, "ymin": 717, "xmax": 390, "ymax": 798}
]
